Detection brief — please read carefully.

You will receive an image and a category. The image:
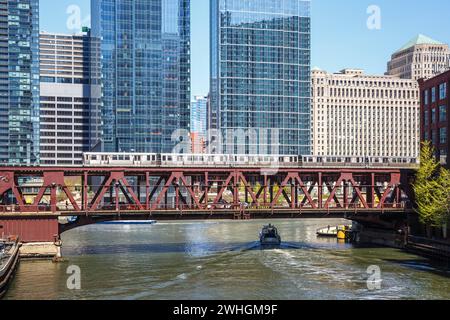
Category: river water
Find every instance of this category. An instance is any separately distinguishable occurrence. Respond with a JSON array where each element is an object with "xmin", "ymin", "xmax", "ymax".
[{"xmin": 5, "ymin": 219, "xmax": 450, "ymax": 300}]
